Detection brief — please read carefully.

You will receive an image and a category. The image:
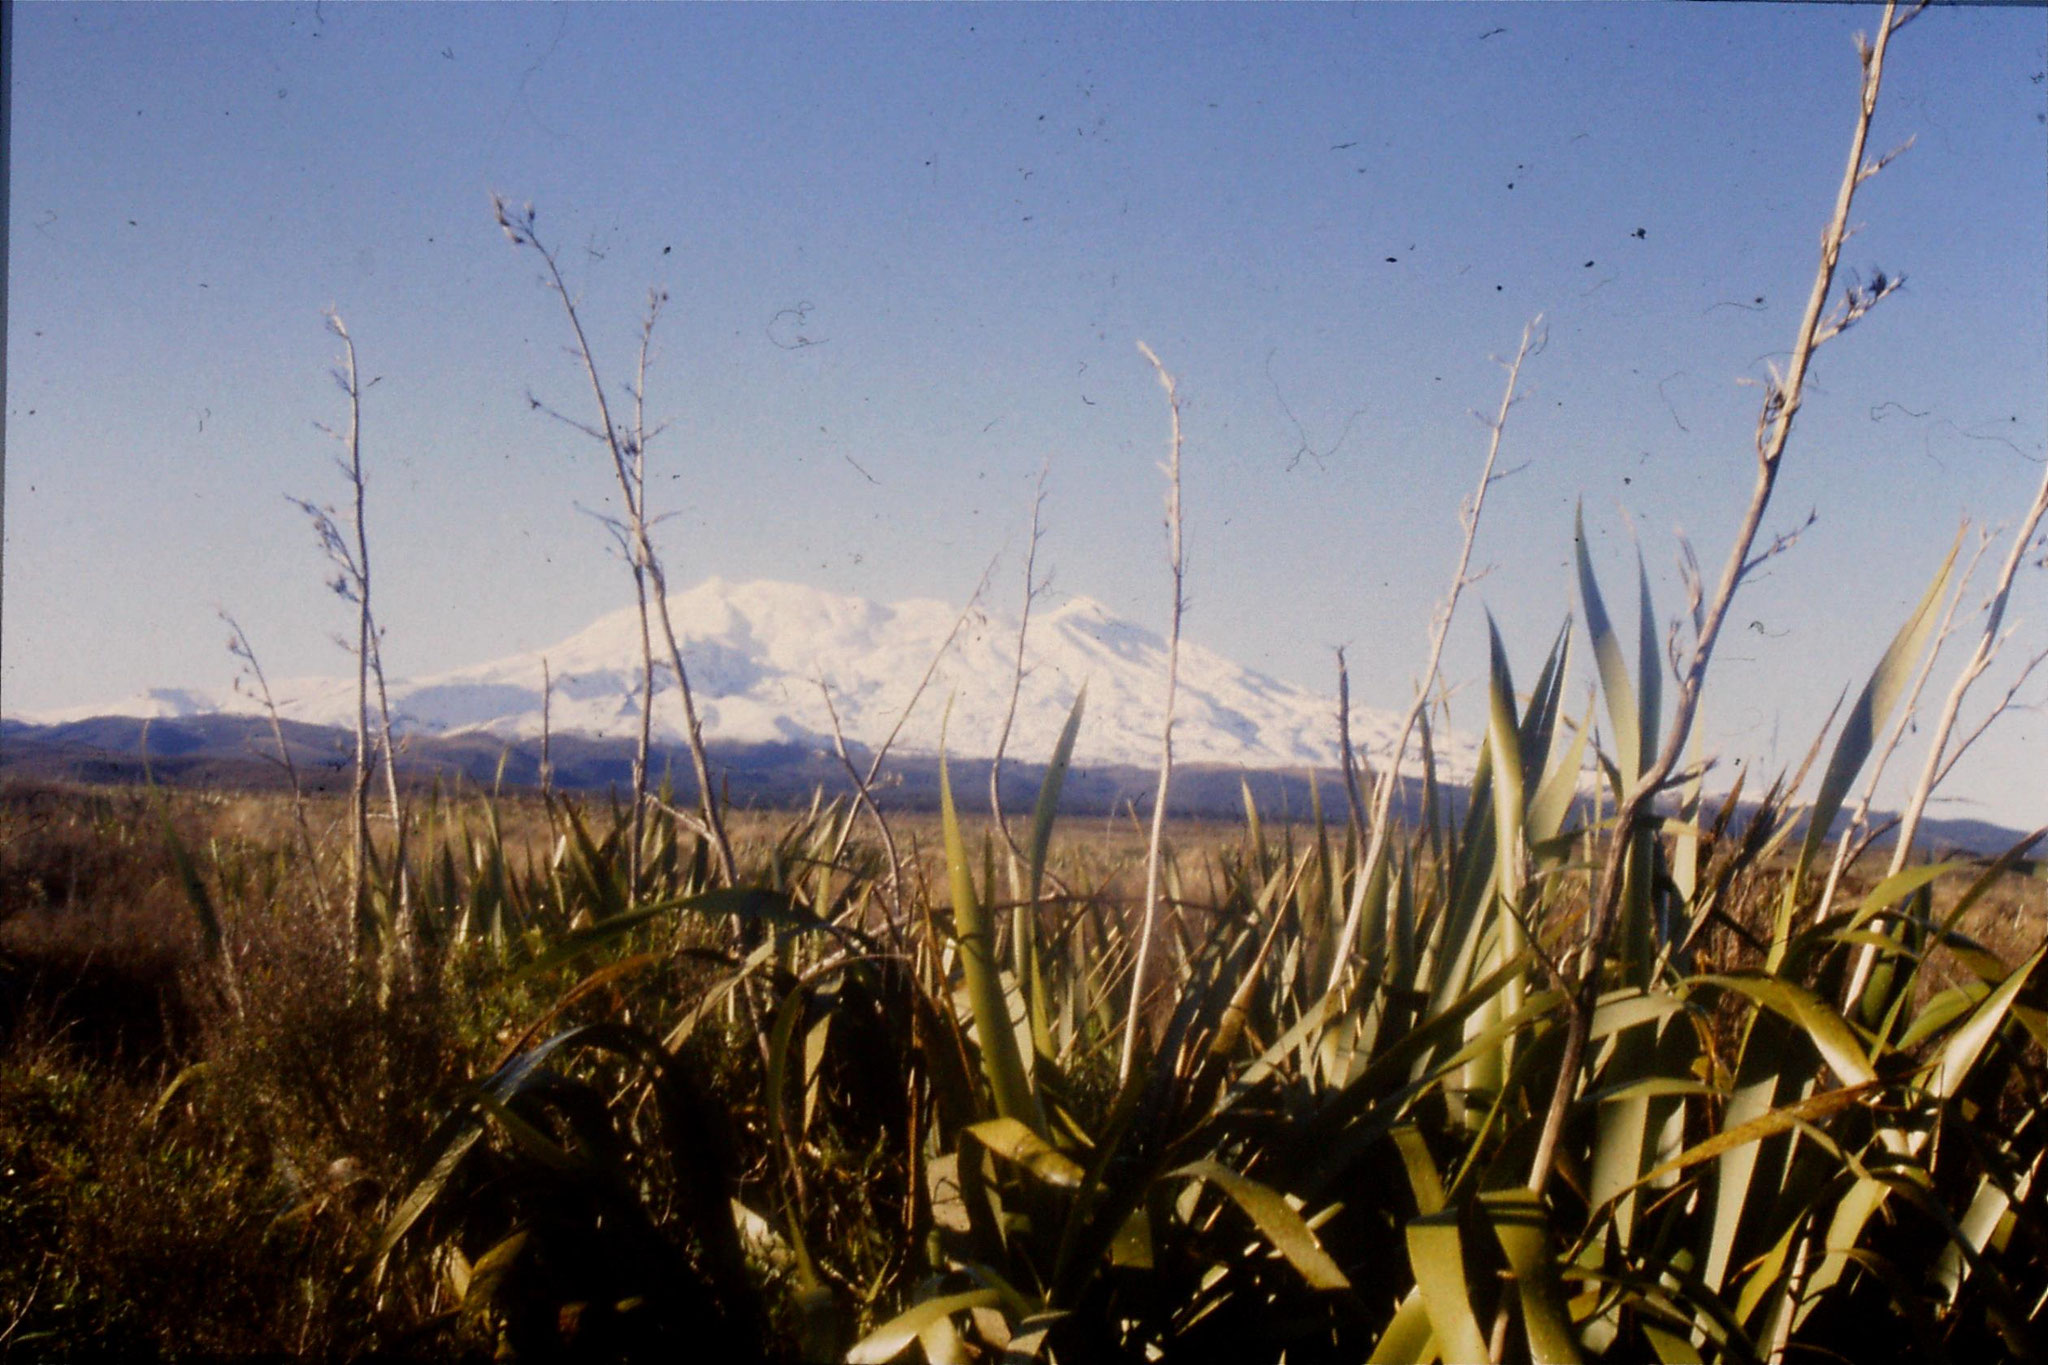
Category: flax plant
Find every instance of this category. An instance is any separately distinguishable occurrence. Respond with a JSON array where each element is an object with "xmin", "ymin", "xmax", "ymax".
[{"xmin": 1526, "ymin": 0, "xmax": 1923, "ymax": 1201}]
